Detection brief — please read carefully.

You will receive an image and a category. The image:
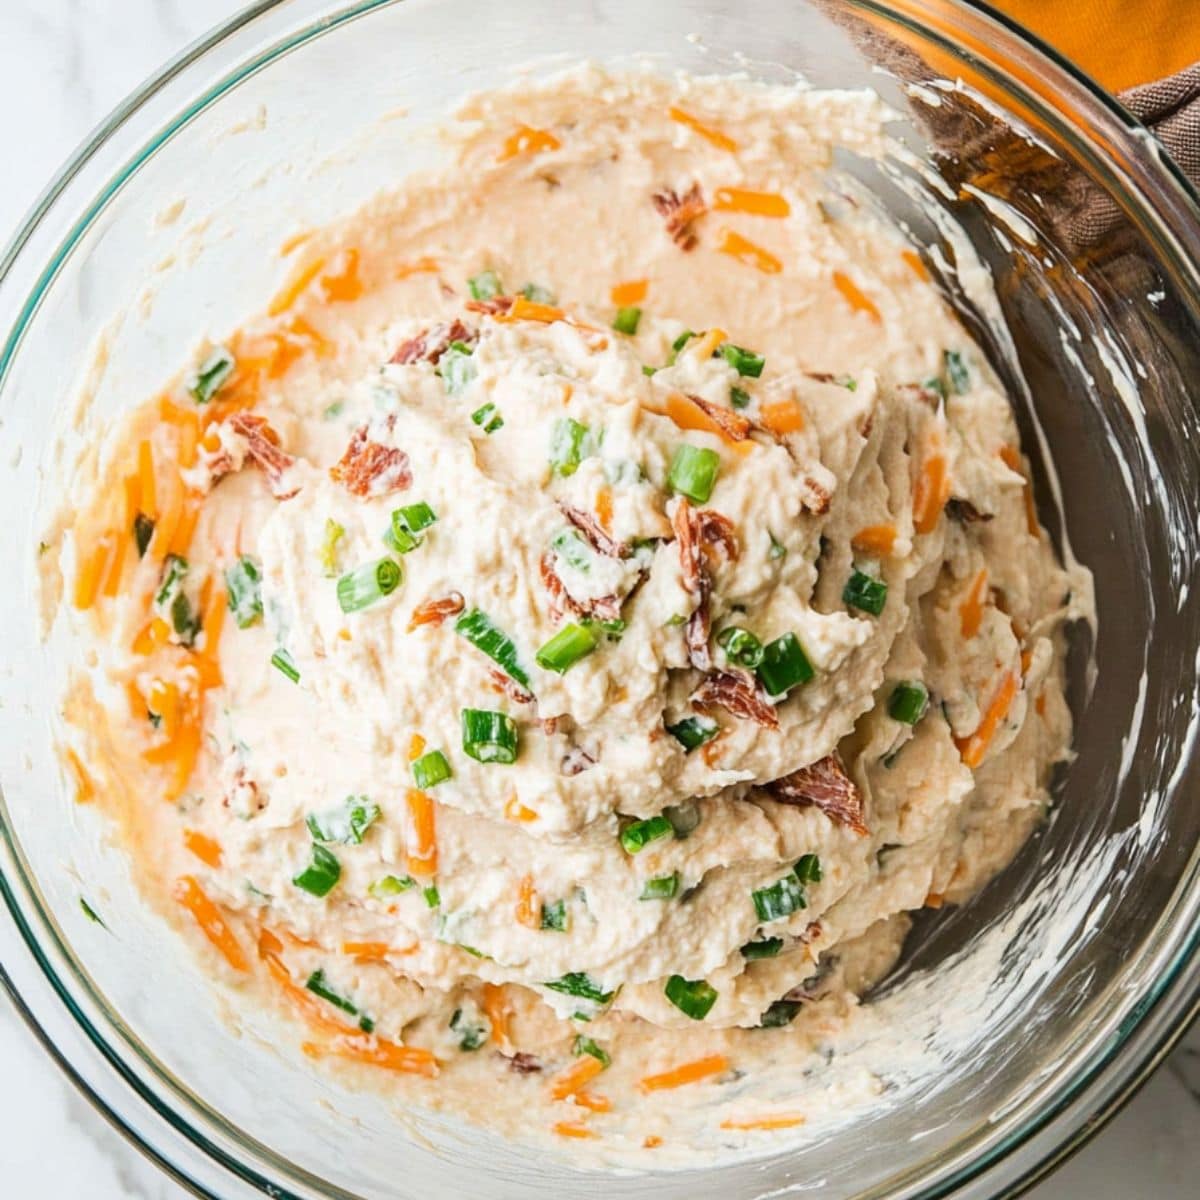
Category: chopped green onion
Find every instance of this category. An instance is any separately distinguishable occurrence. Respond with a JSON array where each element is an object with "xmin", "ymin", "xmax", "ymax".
[
  {"xmin": 640, "ymin": 872, "xmax": 680, "ymax": 900},
  {"xmin": 535, "ymin": 622, "xmax": 598, "ymax": 674},
  {"xmin": 323, "ymin": 401, "xmax": 344, "ymax": 420},
  {"xmin": 664, "ymin": 974, "xmax": 718, "ymax": 1020},
  {"xmin": 730, "ymin": 385, "xmax": 751, "ymax": 410},
  {"xmin": 423, "ymin": 884, "xmax": 441, "ymax": 908},
  {"xmin": 320, "ymin": 518, "xmax": 345, "ymax": 578},
  {"xmin": 585, "ymin": 616, "xmax": 627, "ymax": 640},
  {"xmin": 757, "ymin": 632, "xmax": 814, "ymax": 697},
  {"xmin": 155, "ymin": 554, "xmax": 199, "ymax": 646},
  {"xmin": 664, "ymin": 801, "xmax": 701, "ymax": 839},
  {"xmin": 461, "ymin": 708, "xmax": 519, "ymax": 765},
  {"xmin": 573, "ymin": 1035, "xmax": 611, "ymax": 1067},
  {"xmin": 306, "ymin": 968, "xmax": 373, "ymax": 1032},
  {"xmin": 613, "ymin": 306, "xmax": 642, "ymax": 335},
  {"xmin": 768, "ymin": 532, "xmax": 787, "ymax": 560},
  {"xmin": 667, "ymin": 444, "xmax": 721, "ymax": 504},
  {"xmin": 154, "ymin": 553, "xmax": 188, "ymax": 607},
  {"xmin": 642, "ymin": 364, "xmax": 658, "ymax": 377},
  {"xmin": 843, "ymin": 569, "xmax": 888, "ymax": 616},
  {"xmin": 293, "ymin": 844, "xmax": 341, "ymax": 897},
  {"xmin": 944, "ymin": 349, "xmax": 970, "ymax": 394},
  {"xmin": 439, "ymin": 344, "xmax": 477, "ymax": 396},
  {"xmin": 336, "ymin": 558, "xmax": 403, "ymax": 613},
  {"xmin": 470, "ymin": 401, "xmax": 504, "ymax": 433},
  {"xmin": 306, "ymin": 795, "xmax": 380, "ymax": 845},
  {"xmin": 189, "ymin": 347, "xmax": 235, "ymax": 405},
  {"xmin": 888, "ymin": 681, "xmax": 929, "ymax": 725},
  {"xmin": 548, "ymin": 417, "xmax": 592, "ymax": 477},
  {"xmin": 79, "ymin": 897, "xmax": 107, "ymax": 928},
  {"xmin": 224, "ymin": 556, "xmax": 263, "ymax": 628},
  {"xmin": 752, "ymin": 873, "xmax": 807, "ymax": 922},
  {"xmin": 271, "ymin": 647, "xmax": 300, "ymax": 683},
  {"xmin": 741, "ymin": 936, "xmax": 784, "ymax": 960},
  {"xmin": 794, "ymin": 853, "xmax": 823, "ymax": 885},
  {"xmin": 521, "ymin": 282, "xmax": 555, "ymax": 303},
  {"xmin": 411, "ymin": 749, "xmax": 452, "ymax": 789},
  {"xmin": 544, "ymin": 972, "xmax": 614, "ymax": 1004},
  {"xmin": 449, "ymin": 1006, "xmax": 490, "ymax": 1050},
  {"xmin": 382, "ymin": 502, "xmax": 436, "ymax": 554},
  {"xmin": 759, "ymin": 999, "xmax": 802, "ymax": 1027},
  {"xmin": 717, "ymin": 342, "xmax": 765, "ymax": 378},
  {"xmin": 839, "ymin": 376, "xmax": 858, "ymax": 391},
  {"xmin": 667, "ymin": 330, "xmax": 695, "ymax": 365},
  {"xmin": 540, "ymin": 898, "xmax": 568, "ymax": 931},
  {"xmin": 400, "ymin": 501, "xmax": 437, "ymax": 532},
  {"xmin": 133, "ymin": 513, "xmax": 155, "ymax": 558},
  {"xmin": 923, "ymin": 376, "xmax": 947, "ymax": 400},
  {"xmin": 717, "ymin": 625, "xmax": 765, "ymax": 669},
  {"xmin": 620, "ymin": 815, "xmax": 674, "ymax": 854},
  {"xmin": 455, "ymin": 608, "xmax": 530, "ymax": 686},
  {"xmin": 666, "ymin": 714, "xmax": 719, "ymax": 751},
  {"xmin": 551, "ymin": 527, "xmax": 594, "ymax": 572},
  {"xmin": 369, "ymin": 874, "xmax": 415, "ymax": 898},
  {"xmin": 468, "ymin": 269, "xmax": 503, "ymax": 300}
]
